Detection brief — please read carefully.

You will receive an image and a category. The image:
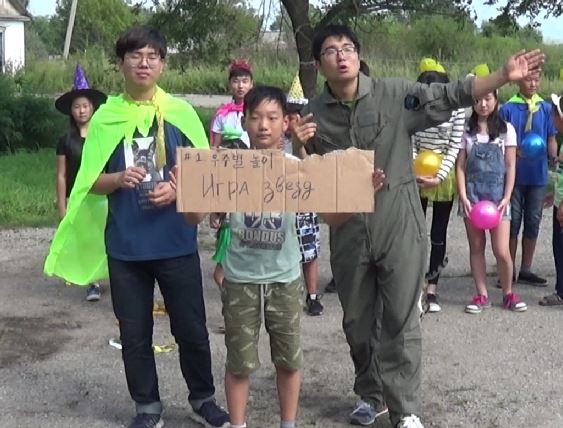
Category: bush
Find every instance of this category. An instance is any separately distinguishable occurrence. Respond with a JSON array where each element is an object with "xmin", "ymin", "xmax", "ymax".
[{"xmin": 0, "ymin": 74, "xmax": 65, "ymax": 154}]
